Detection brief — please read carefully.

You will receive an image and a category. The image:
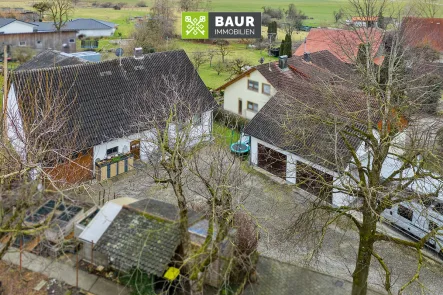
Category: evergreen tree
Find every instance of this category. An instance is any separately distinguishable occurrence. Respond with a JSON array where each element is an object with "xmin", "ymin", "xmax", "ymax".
[
  {"xmin": 279, "ymin": 40, "xmax": 285, "ymax": 56},
  {"xmin": 378, "ymin": 11, "xmax": 385, "ymax": 29},
  {"xmin": 284, "ymin": 34, "xmax": 292, "ymax": 57}
]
